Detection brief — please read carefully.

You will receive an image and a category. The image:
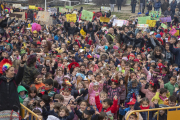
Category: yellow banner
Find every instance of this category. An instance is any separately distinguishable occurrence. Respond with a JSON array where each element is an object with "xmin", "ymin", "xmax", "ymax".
[
  {"xmin": 100, "ymin": 16, "xmax": 110, "ymax": 23},
  {"xmin": 29, "ymin": 5, "xmax": 36, "ymax": 10},
  {"xmin": 66, "ymin": 14, "xmax": 77, "ymax": 23},
  {"xmin": 146, "ymin": 20, "xmax": 156, "ymax": 27}
]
